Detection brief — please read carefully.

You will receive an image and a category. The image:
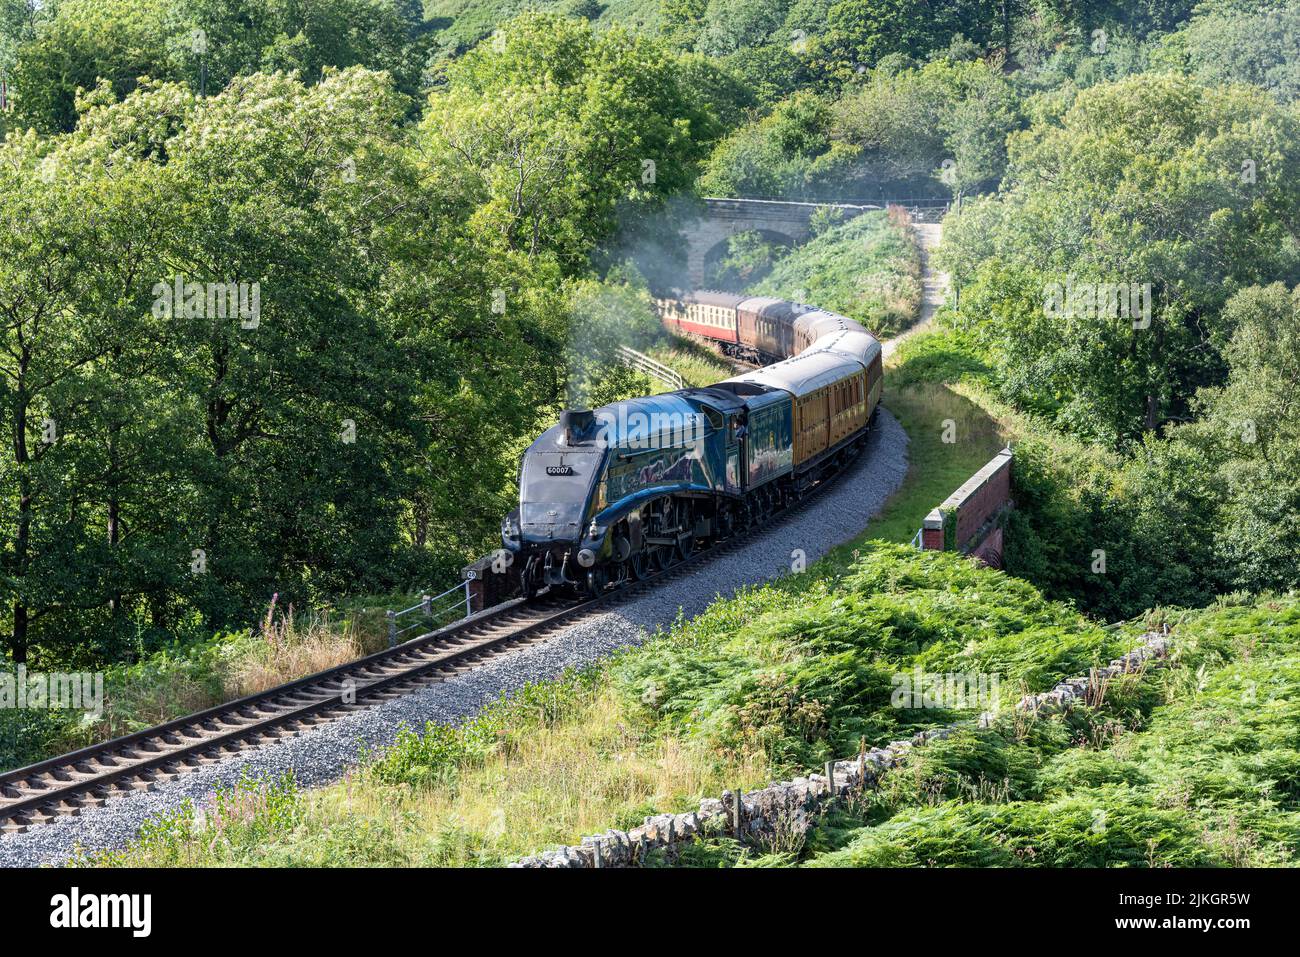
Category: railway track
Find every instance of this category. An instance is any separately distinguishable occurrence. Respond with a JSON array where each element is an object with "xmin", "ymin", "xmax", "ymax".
[{"xmin": 0, "ymin": 433, "xmax": 873, "ymax": 837}]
